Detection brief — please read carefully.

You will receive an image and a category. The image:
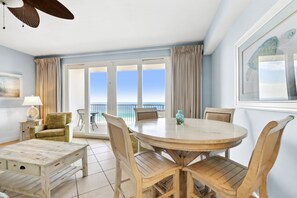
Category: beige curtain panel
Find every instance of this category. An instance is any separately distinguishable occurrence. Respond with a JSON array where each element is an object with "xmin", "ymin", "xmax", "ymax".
[
  {"xmin": 171, "ymin": 45, "xmax": 203, "ymax": 118},
  {"xmin": 35, "ymin": 58, "xmax": 61, "ymax": 122}
]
